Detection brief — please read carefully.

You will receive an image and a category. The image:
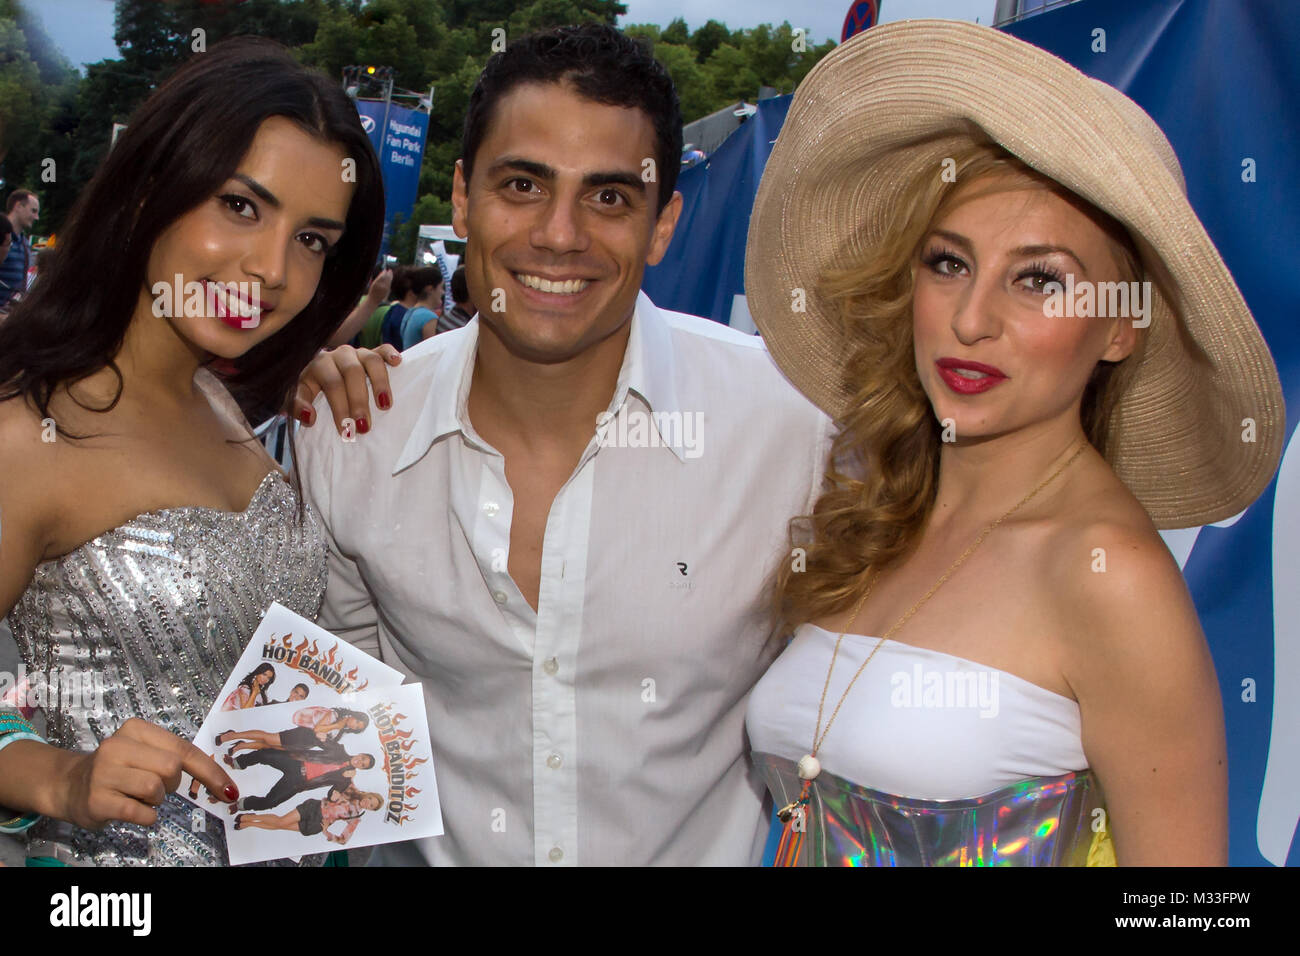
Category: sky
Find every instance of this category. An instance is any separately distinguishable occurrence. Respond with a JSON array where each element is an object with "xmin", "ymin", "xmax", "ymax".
[{"xmin": 23, "ymin": 0, "xmax": 997, "ymax": 72}]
